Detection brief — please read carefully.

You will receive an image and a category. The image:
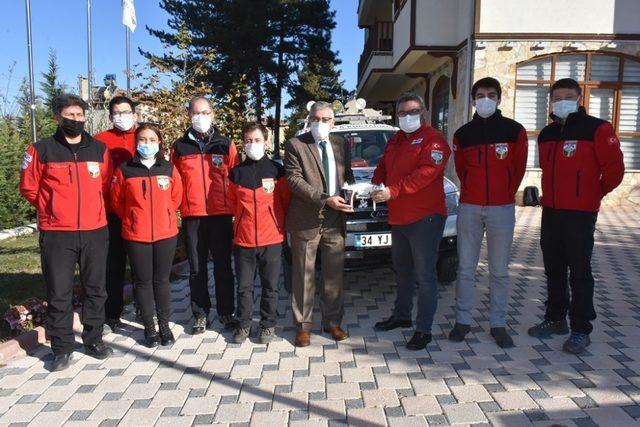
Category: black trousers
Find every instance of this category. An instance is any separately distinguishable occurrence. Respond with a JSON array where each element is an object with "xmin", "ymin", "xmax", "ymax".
[
  {"xmin": 183, "ymin": 215, "xmax": 234, "ymax": 317},
  {"xmin": 234, "ymin": 244, "xmax": 281, "ymax": 329},
  {"xmin": 105, "ymin": 214, "xmax": 127, "ymax": 321},
  {"xmin": 39, "ymin": 227, "xmax": 108, "ymax": 355},
  {"xmin": 541, "ymin": 207, "xmax": 598, "ymax": 334},
  {"xmin": 124, "ymin": 237, "xmax": 177, "ymax": 326}
]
